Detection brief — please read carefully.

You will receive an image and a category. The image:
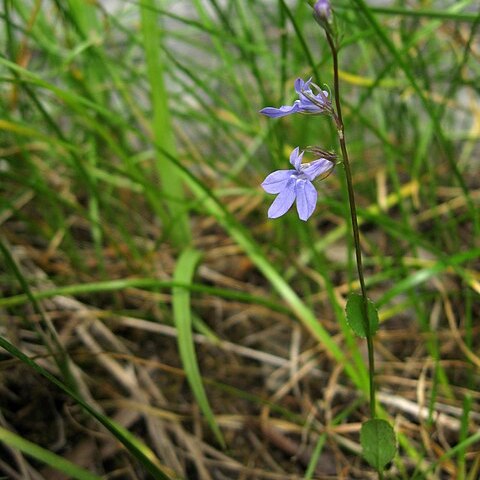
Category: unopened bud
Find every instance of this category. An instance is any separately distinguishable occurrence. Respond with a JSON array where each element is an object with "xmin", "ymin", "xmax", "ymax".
[{"xmin": 313, "ymin": 0, "xmax": 332, "ymax": 23}]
